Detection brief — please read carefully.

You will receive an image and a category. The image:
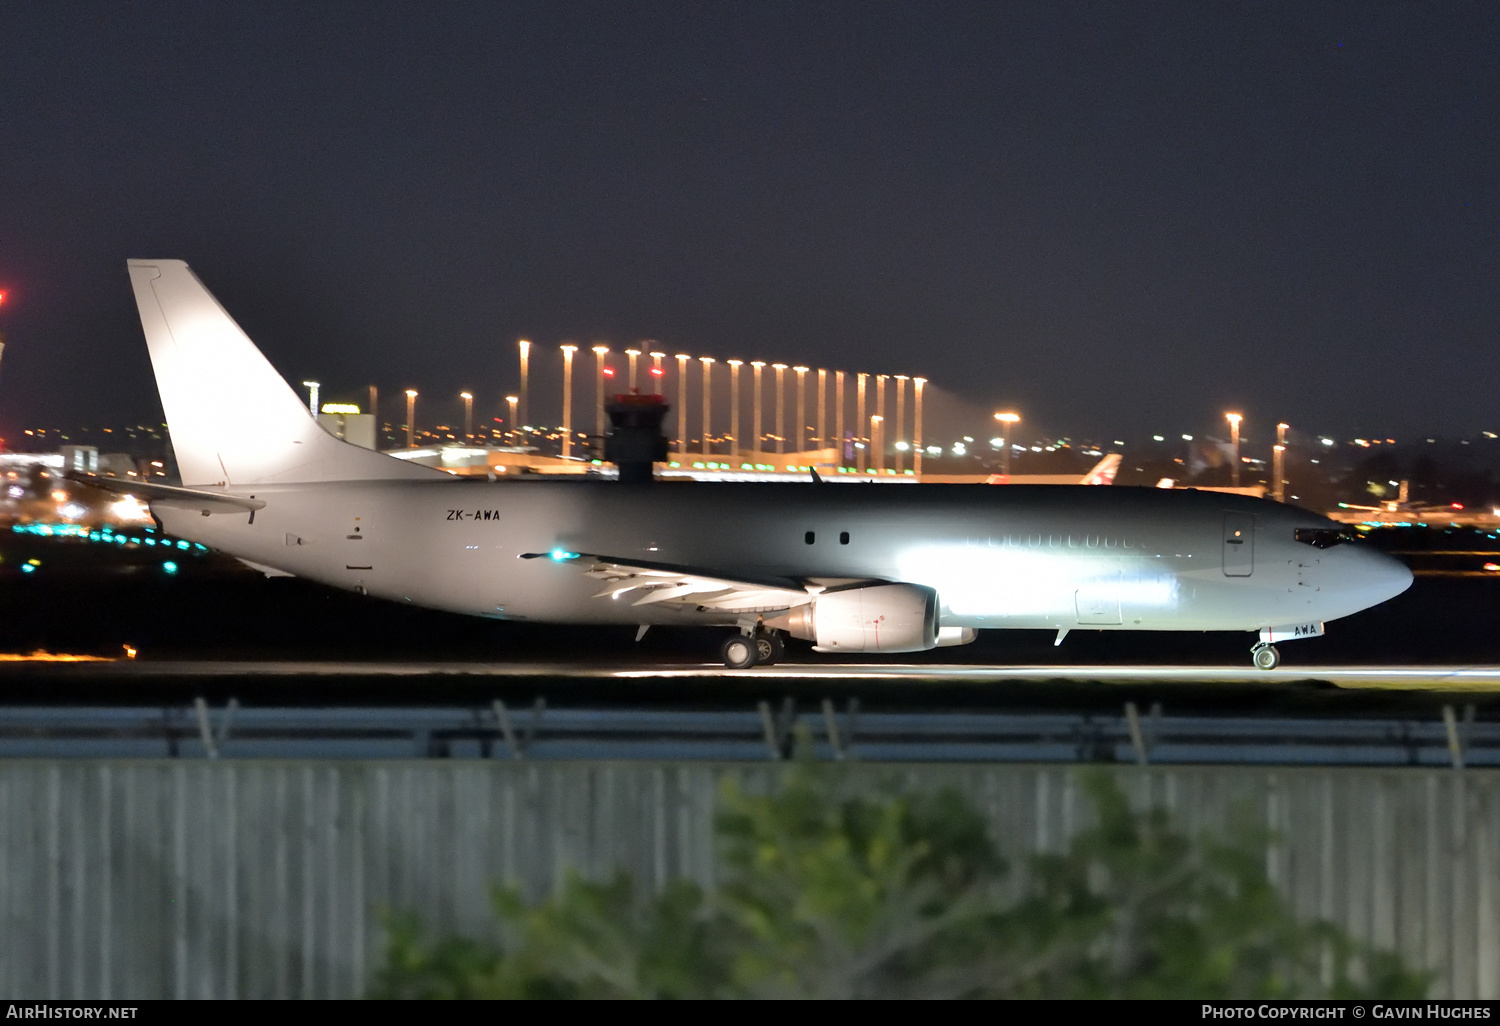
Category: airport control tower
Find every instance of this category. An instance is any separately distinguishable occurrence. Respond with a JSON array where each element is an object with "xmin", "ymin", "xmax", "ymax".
[{"xmin": 603, "ymin": 392, "xmax": 671, "ymax": 483}]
